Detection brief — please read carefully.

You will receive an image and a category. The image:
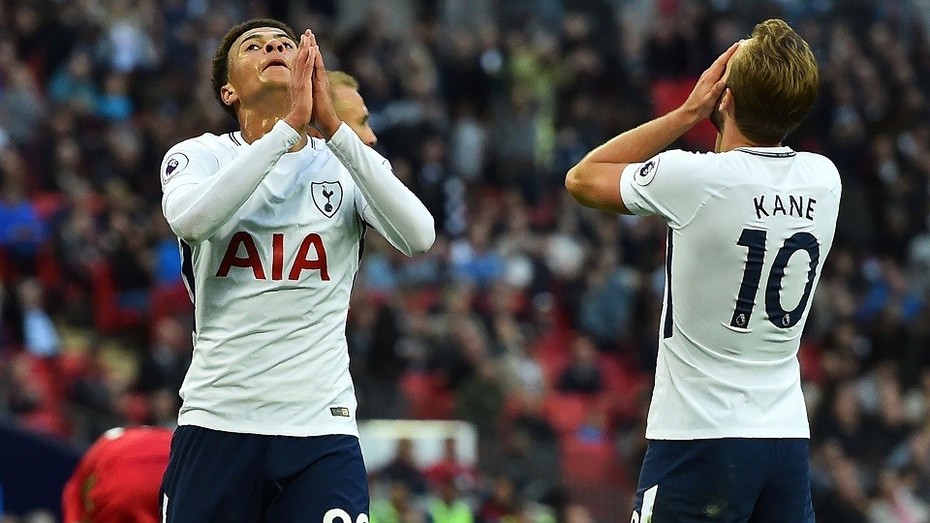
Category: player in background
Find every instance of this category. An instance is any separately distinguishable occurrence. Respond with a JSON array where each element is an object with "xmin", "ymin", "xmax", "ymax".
[
  {"xmin": 62, "ymin": 426, "xmax": 172, "ymax": 523},
  {"xmin": 566, "ymin": 19, "xmax": 839, "ymax": 522},
  {"xmin": 158, "ymin": 18, "xmax": 435, "ymax": 522},
  {"xmin": 324, "ymin": 71, "xmax": 377, "ymax": 147}
]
